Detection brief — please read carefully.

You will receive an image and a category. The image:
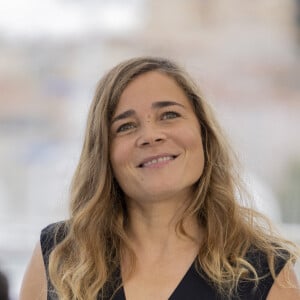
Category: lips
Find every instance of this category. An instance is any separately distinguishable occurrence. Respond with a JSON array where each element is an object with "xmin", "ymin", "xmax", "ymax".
[{"xmin": 137, "ymin": 154, "xmax": 178, "ymax": 168}]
